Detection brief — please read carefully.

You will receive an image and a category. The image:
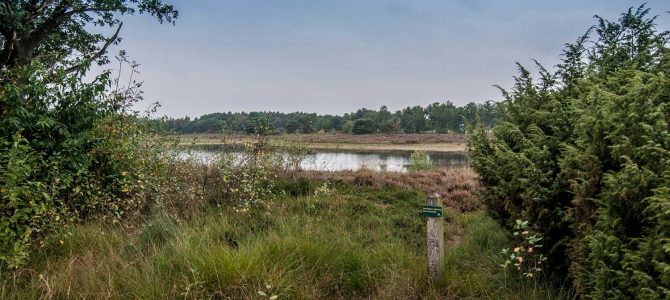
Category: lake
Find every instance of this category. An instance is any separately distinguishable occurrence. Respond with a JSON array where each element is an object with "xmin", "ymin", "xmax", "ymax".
[{"xmin": 180, "ymin": 146, "xmax": 468, "ymax": 172}]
